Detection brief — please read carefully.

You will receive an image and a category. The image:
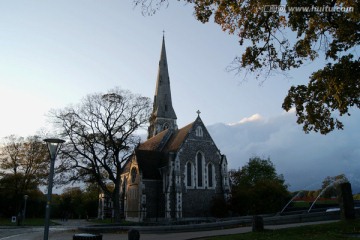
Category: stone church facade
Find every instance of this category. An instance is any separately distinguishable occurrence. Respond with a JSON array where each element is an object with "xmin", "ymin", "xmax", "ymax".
[{"xmin": 119, "ymin": 37, "xmax": 230, "ymax": 222}]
